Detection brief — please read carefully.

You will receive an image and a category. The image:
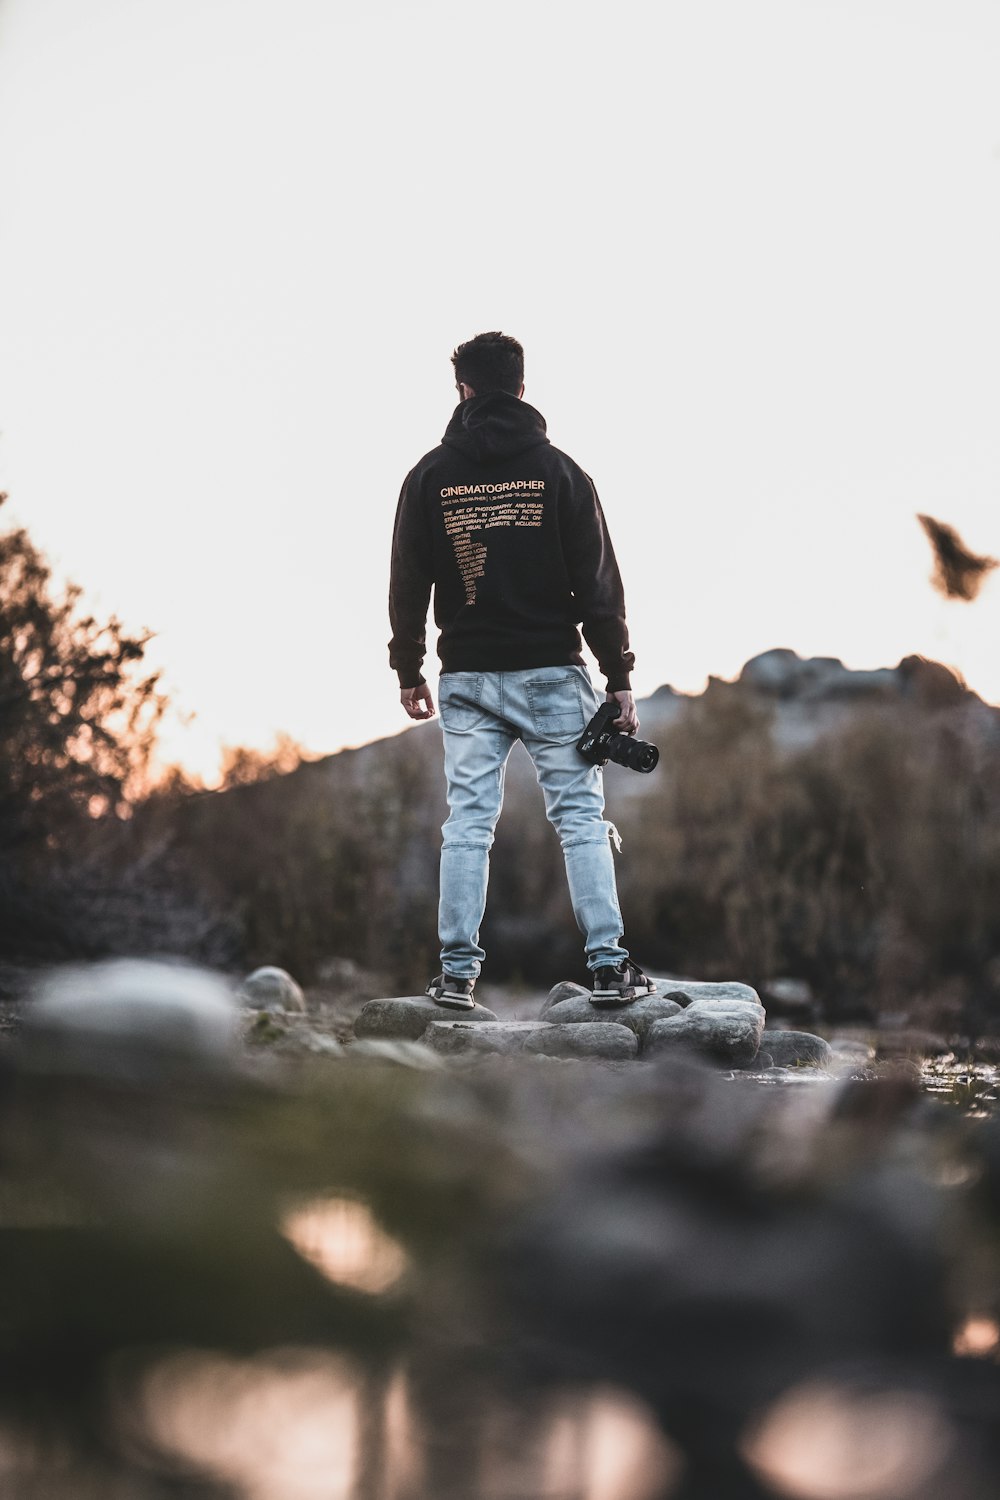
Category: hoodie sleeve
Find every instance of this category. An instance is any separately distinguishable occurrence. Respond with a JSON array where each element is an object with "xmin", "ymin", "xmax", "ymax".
[
  {"xmin": 561, "ymin": 470, "xmax": 635, "ymax": 692},
  {"xmin": 388, "ymin": 470, "xmax": 433, "ymax": 688}
]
